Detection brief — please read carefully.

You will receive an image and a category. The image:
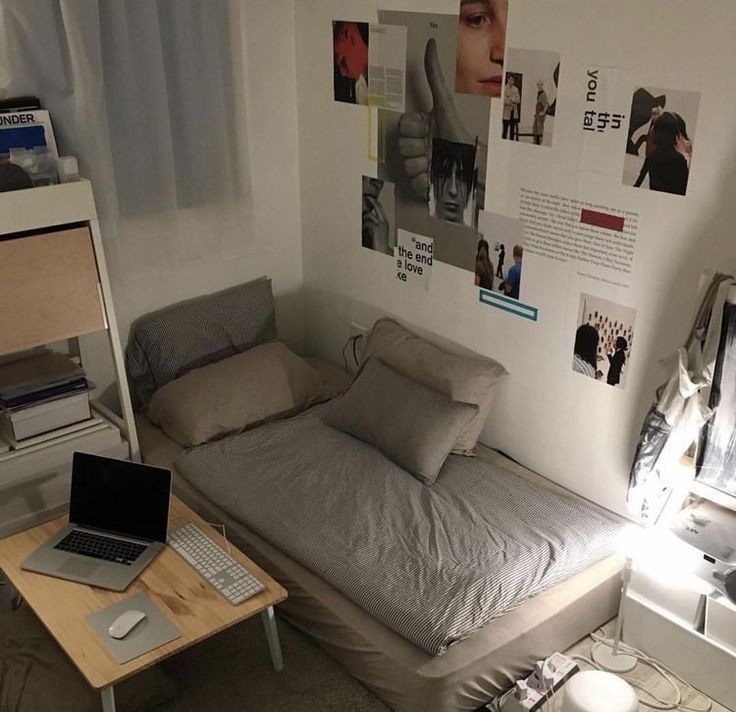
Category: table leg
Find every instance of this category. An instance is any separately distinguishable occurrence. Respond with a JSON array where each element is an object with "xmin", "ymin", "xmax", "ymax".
[
  {"xmin": 10, "ymin": 582, "xmax": 22, "ymax": 610},
  {"xmin": 261, "ymin": 606, "xmax": 283, "ymax": 671},
  {"xmin": 101, "ymin": 685, "xmax": 116, "ymax": 712}
]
